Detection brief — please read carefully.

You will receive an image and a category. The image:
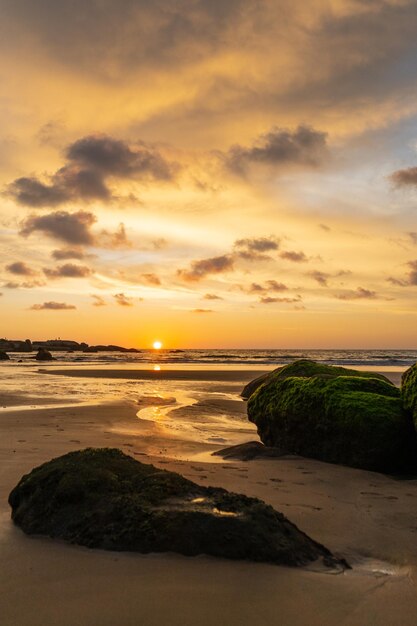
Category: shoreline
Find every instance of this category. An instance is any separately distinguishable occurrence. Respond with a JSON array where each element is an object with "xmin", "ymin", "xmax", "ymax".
[{"xmin": 1, "ymin": 367, "xmax": 417, "ymax": 624}]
